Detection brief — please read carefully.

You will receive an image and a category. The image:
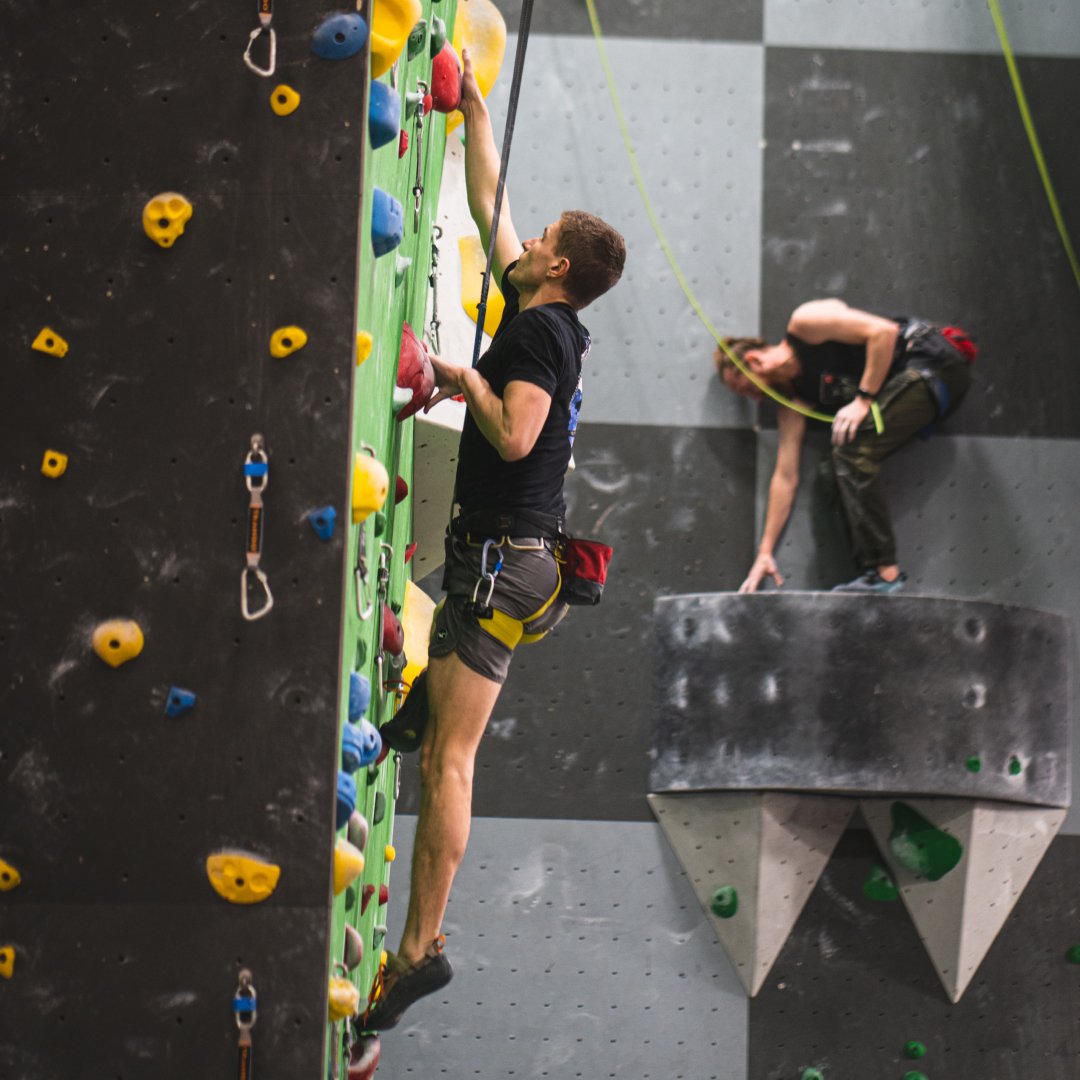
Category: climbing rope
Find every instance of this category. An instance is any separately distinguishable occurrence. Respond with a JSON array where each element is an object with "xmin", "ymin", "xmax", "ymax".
[
  {"xmin": 471, "ymin": 0, "xmax": 535, "ymax": 368},
  {"xmin": 985, "ymin": 0, "xmax": 1080, "ymax": 296}
]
